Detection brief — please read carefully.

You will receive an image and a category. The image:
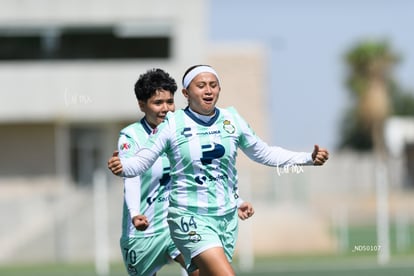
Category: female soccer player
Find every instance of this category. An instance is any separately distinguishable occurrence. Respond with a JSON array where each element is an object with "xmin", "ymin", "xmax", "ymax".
[
  {"xmin": 110, "ymin": 65, "xmax": 328, "ymax": 275},
  {"xmin": 118, "ymin": 67, "xmax": 254, "ymax": 276}
]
